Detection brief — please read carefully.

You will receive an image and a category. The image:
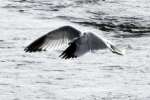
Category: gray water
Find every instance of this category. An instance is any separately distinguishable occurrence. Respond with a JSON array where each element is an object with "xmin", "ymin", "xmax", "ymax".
[{"xmin": 1, "ymin": 0, "xmax": 150, "ymax": 100}]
